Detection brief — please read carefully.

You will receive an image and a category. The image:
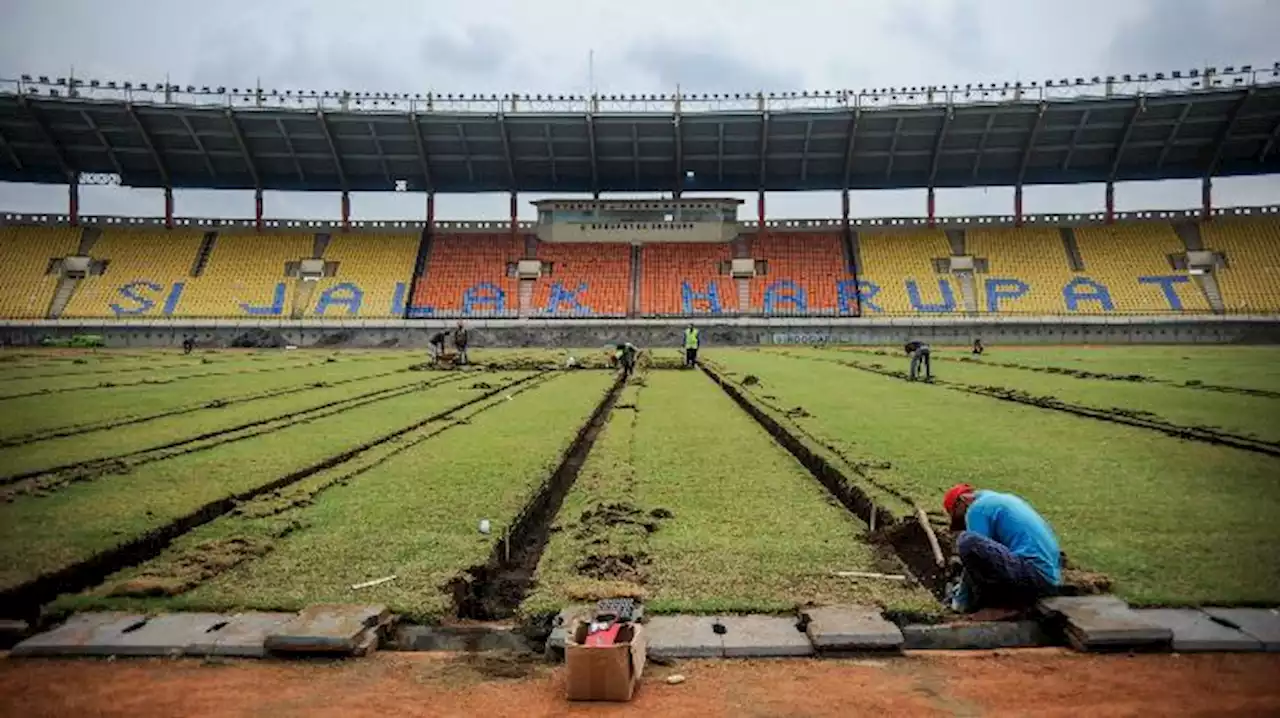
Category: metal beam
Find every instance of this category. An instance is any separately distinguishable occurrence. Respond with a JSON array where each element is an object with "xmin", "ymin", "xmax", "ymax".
[
  {"xmin": 20, "ymin": 97, "xmax": 74, "ymax": 179},
  {"xmin": 1204, "ymin": 89, "xmax": 1253, "ymax": 177},
  {"xmin": 125, "ymin": 103, "xmax": 168, "ymax": 186},
  {"xmin": 1260, "ymin": 115, "xmax": 1280, "ymax": 163},
  {"xmin": 79, "ymin": 109, "xmax": 124, "ymax": 177},
  {"xmin": 927, "ymin": 107, "xmax": 953, "ymax": 187},
  {"xmin": 276, "ymin": 118, "xmax": 306, "ymax": 183},
  {"xmin": 799, "ymin": 117, "xmax": 814, "ymax": 182},
  {"xmin": 367, "ymin": 121, "xmax": 393, "ymax": 186},
  {"xmin": 841, "ymin": 109, "xmax": 861, "ymax": 188},
  {"xmin": 456, "ymin": 123, "xmax": 475, "ymax": 183},
  {"xmin": 1156, "ymin": 102, "xmax": 1192, "ymax": 169},
  {"xmin": 884, "ymin": 116, "xmax": 904, "ymax": 179},
  {"xmin": 178, "ymin": 113, "xmax": 217, "ymax": 180},
  {"xmin": 758, "ymin": 112, "xmax": 770, "ymax": 188},
  {"xmin": 497, "ymin": 114, "xmax": 515, "ymax": 189},
  {"xmin": 584, "ymin": 114, "xmax": 598, "ymax": 194},
  {"xmin": 225, "ymin": 111, "xmax": 260, "ymax": 188},
  {"xmin": 315, "ymin": 111, "xmax": 348, "ymax": 189},
  {"xmin": 407, "ymin": 113, "xmax": 433, "ymax": 191},
  {"xmin": 544, "ymin": 122, "xmax": 557, "ymax": 186},
  {"xmin": 1015, "ymin": 103, "xmax": 1048, "ymax": 186},
  {"xmin": 970, "ymin": 112, "xmax": 997, "ymax": 179},
  {"xmin": 0, "ymin": 126, "xmax": 21, "ymax": 171},
  {"xmin": 717, "ymin": 120, "xmax": 725, "ymax": 184},
  {"xmin": 1108, "ymin": 96, "xmax": 1146, "ymax": 182},
  {"xmin": 632, "ymin": 122, "xmax": 640, "ymax": 187}
]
